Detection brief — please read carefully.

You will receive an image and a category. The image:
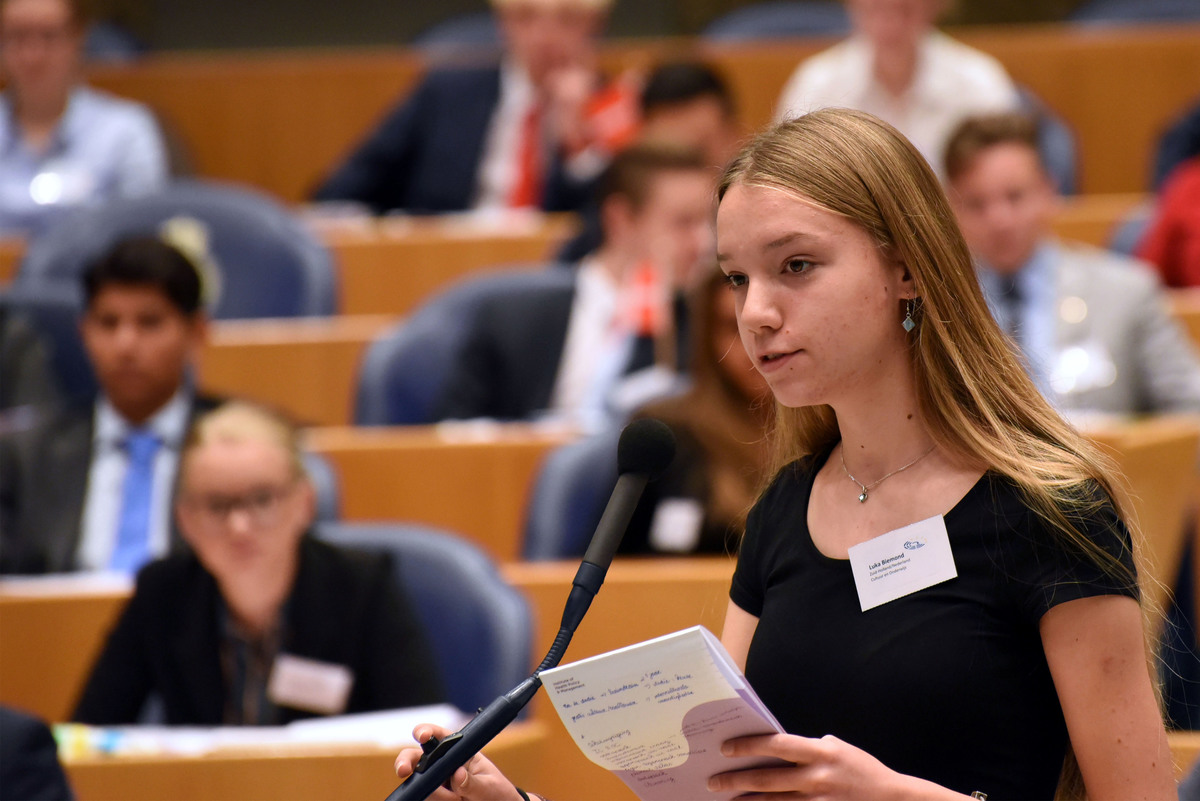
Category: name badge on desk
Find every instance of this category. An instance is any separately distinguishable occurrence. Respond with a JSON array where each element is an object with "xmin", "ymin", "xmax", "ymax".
[
  {"xmin": 267, "ymin": 654, "xmax": 354, "ymax": 715},
  {"xmin": 847, "ymin": 515, "xmax": 957, "ymax": 612}
]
